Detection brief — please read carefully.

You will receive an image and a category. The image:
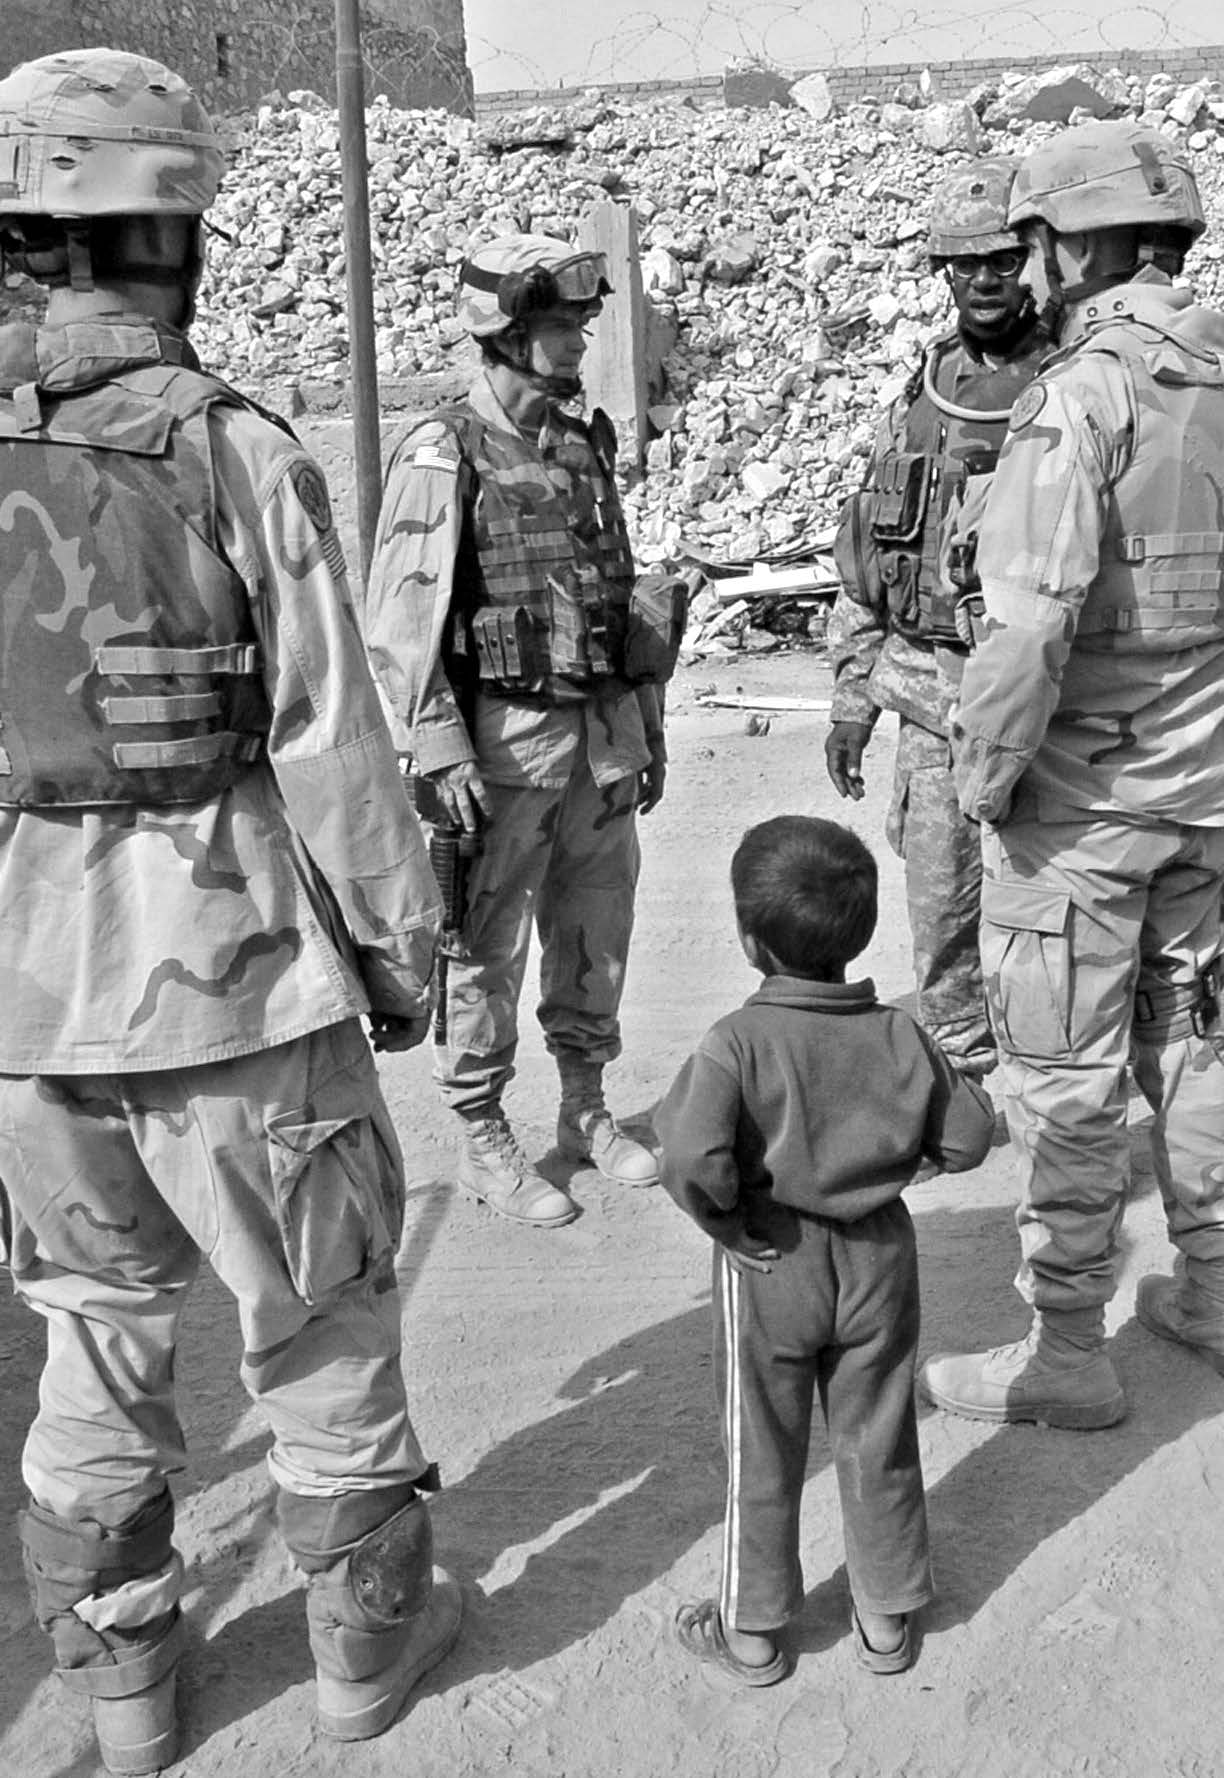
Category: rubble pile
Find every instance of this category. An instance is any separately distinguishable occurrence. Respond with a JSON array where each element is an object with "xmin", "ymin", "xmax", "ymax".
[{"xmin": 8, "ymin": 59, "xmax": 1224, "ymax": 651}]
